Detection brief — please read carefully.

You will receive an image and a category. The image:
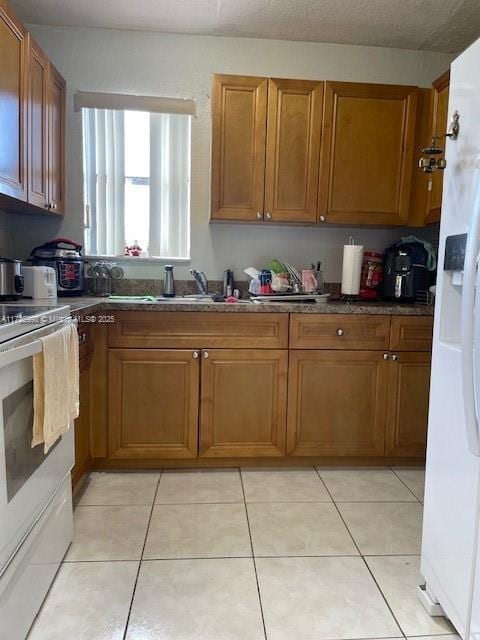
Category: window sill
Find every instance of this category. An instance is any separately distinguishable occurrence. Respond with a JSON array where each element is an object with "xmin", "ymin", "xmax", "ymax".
[{"xmin": 85, "ymin": 255, "xmax": 191, "ymax": 264}]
